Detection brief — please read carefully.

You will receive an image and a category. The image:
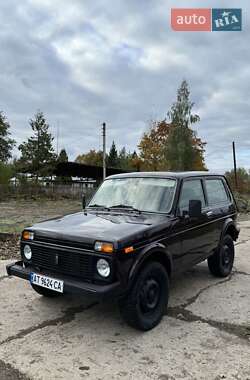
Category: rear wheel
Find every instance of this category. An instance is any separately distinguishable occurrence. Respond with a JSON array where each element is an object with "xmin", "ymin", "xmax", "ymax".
[
  {"xmin": 31, "ymin": 284, "xmax": 61, "ymax": 297},
  {"xmin": 118, "ymin": 262, "xmax": 169, "ymax": 331},
  {"xmin": 207, "ymin": 234, "xmax": 234, "ymax": 277}
]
